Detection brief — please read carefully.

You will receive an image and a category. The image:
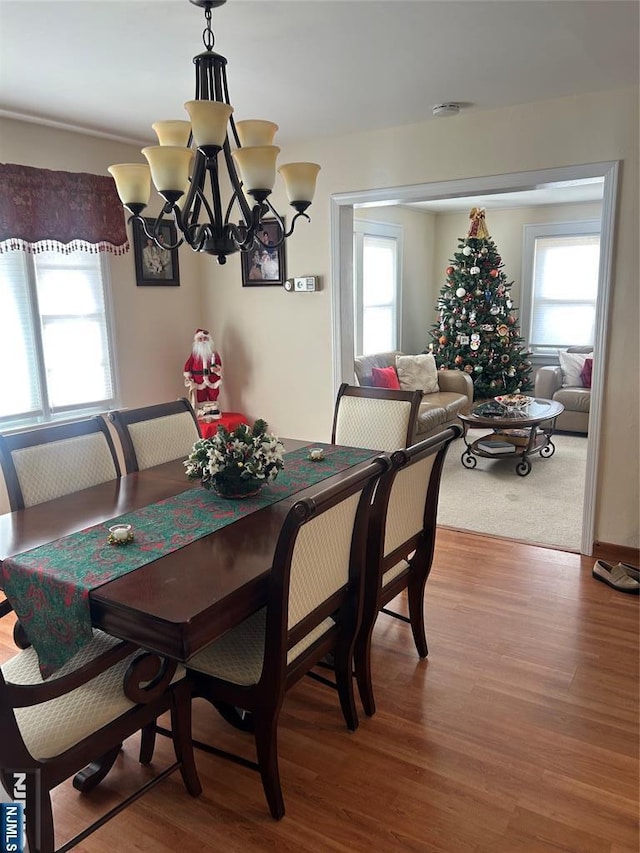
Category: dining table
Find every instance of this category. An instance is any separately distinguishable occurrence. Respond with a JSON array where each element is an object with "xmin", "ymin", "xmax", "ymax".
[{"xmin": 0, "ymin": 439, "xmax": 378, "ymax": 675}]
